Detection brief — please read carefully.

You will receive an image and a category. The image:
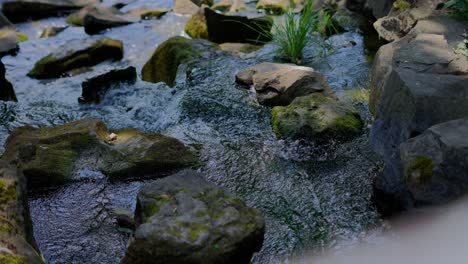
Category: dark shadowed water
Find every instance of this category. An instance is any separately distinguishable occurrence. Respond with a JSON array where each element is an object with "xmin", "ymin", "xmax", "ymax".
[{"xmin": 0, "ymin": 3, "xmax": 383, "ymax": 263}]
